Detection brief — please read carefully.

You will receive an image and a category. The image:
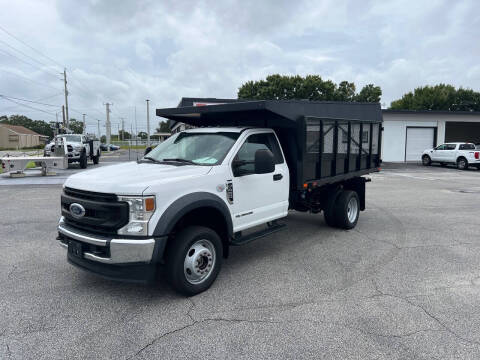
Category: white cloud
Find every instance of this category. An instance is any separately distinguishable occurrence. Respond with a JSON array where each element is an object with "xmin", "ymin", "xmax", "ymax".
[{"xmin": 0, "ymin": 0, "xmax": 479, "ymax": 133}]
